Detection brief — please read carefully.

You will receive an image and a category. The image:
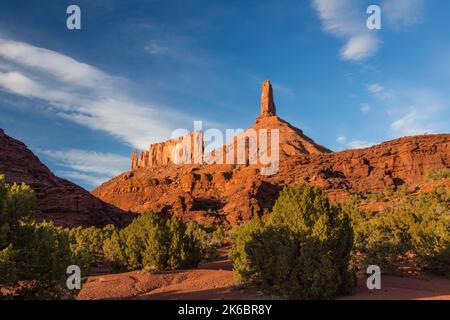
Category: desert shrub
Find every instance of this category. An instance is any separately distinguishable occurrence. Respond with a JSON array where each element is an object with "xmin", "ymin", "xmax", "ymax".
[
  {"xmin": 104, "ymin": 212, "xmax": 201, "ymax": 272},
  {"xmin": 185, "ymin": 221, "xmax": 227, "ymax": 259},
  {"xmin": 354, "ymin": 188, "xmax": 450, "ymax": 276},
  {"xmin": 9, "ymin": 222, "xmax": 80, "ymax": 299},
  {"xmin": 0, "ymin": 175, "xmax": 80, "ymax": 299},
  {"xmin": 231, "ymin": 184, "xmax": 355, "ymax": 299},
  {"xmin": 102, "ymin": 227, "xmax": 127, "ymax": 272},
  {"xmin": 68, "ymin": 224, "xmax": 117, "ymax": 269},
  {"xmin": 230, "ymin": 217, "xmax": 266, "ymax": 283},
  {"xmin": 427, "ymin": 168, "xmax": 450, "ymax": 181}
]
